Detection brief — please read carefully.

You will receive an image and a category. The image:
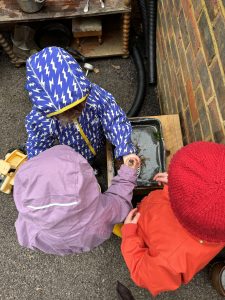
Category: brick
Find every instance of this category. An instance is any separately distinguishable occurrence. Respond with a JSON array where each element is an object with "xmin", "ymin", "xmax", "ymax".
[
  {"xmin": 164, "ymin": 58, "xmax": 172, "ymax": 90},
  {"xmin": 177, "ymin": 98, "xmax": 186, "ymax": 137},
  {"xmin": 170, "ymin": 35, "xmax": 180, "ymax": 70},
  {"xmin": 166, "ymin": 35, "xmax": 173, "ymax": 63},
  {"xmin": 177, "ymin": 70, "xmax": 188, "ymax": 108},
  {"xmin": 159, "ymin": 27, "xmax": 167, "ymax": 60},
  {"xmin": 185, "ymin": 107, "xmax": 196, "ymax": 142},
  {"xmin": 170, "ymin": 64, "xmax": 180, "ymax": 100},
  {"xmin": 173, "ymin": 0, "xmax": 181, "ymax": 15},
  {"xmin": 165, "ymin": 64, "xmax": 178, "ymax": 114},
  {"xmin": 192, "ymin": 1, "xmax": 202, "ymax": 20},
  {"xmin": 186, "ymin": 79, "xmax": 199, "ymax": 123},
  {"xmin": 194, "ymin": 121, "xmax": 203, "ymax": 141},
  {"xmin": 166, "ymin": 7, "xmax": 173, "ymax": 38},
  {"xmin": 159, "ymin": 81, "xmax": 169, "ymax": 114},
  {"xmin": 208, "ymin": 98, "xmax": 225, "ymax": 142},
  {"xmin": 196, "ymin": 50, "xmax": 213, "ymax": 100},
  {"xmin": 158, "ymin": 1, "xmax": 163, "ymax": 15},
  {"xmin": 213, "ymin": 14, "xmax": 225, "ymax": 74},
  {"xmin": 210, "ymin": 59, "xmax": 225, "ymax": 119},
  {"xmin": 199, "ymin": 106, "xmax": 212, "ymax": 138},
  {"xmin": 186, "ymin": 45, "xmax": 200, "ymax": 89},
  {"xmin": 198, "ymin": 11, "xmax": 215, "ymax": 64},
  {"xmin": 181, "ymin": 0, "xmax": 191, "ymax": 15},
  {"xmin": 172, "ymin": 9, "xmax": 181, "ymax": 40},
  {"xmin": 179, "ymin": 9, "xmax": 190, "ymax": 49},
  {"xmin": 194, "ymin": 86, "xmax": 212, "ymax": 138},
  {"xmin": 205, "ymin": 0, "xmax": 220, "ymax": 21},
  {"xmin": 185, "ymin": 5, "xmax": 201, "ymax": 54},
  {"xmin": 162, "ymin": 64, "xmax": 173, "ymax": 113},
  {"xmin": 195, "ymin": 85, "xmax": 205, "ymax": 109},
  {"xmin": 161, "ymin": 7, "xmax": 168, "ymax": 40},
  {"xmin": 157, "ymin": 29, "xmax": 166, "ymax": 59},
  {"xmin": 177, "ymin": 40, "xmax": 189, "ymax": 80}
]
